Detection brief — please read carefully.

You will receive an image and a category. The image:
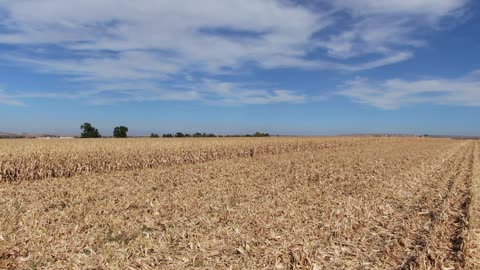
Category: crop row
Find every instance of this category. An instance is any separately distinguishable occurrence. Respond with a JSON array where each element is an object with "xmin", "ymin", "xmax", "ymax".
[{"xmin": 0, "ymin": 137, "xmax": 360, "ymax": 182}]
